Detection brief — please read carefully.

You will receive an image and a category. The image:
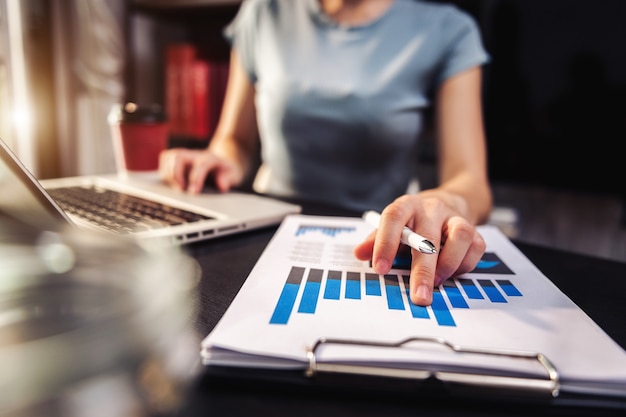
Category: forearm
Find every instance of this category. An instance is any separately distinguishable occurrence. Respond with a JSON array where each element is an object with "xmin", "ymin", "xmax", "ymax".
[
  {"xmin": 206, "ymin": 48, "xmax": 259, "ymax": 182},
  {"xmin": 432, "ymin": 66, "xmax": 492, "ymax": 225}
]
